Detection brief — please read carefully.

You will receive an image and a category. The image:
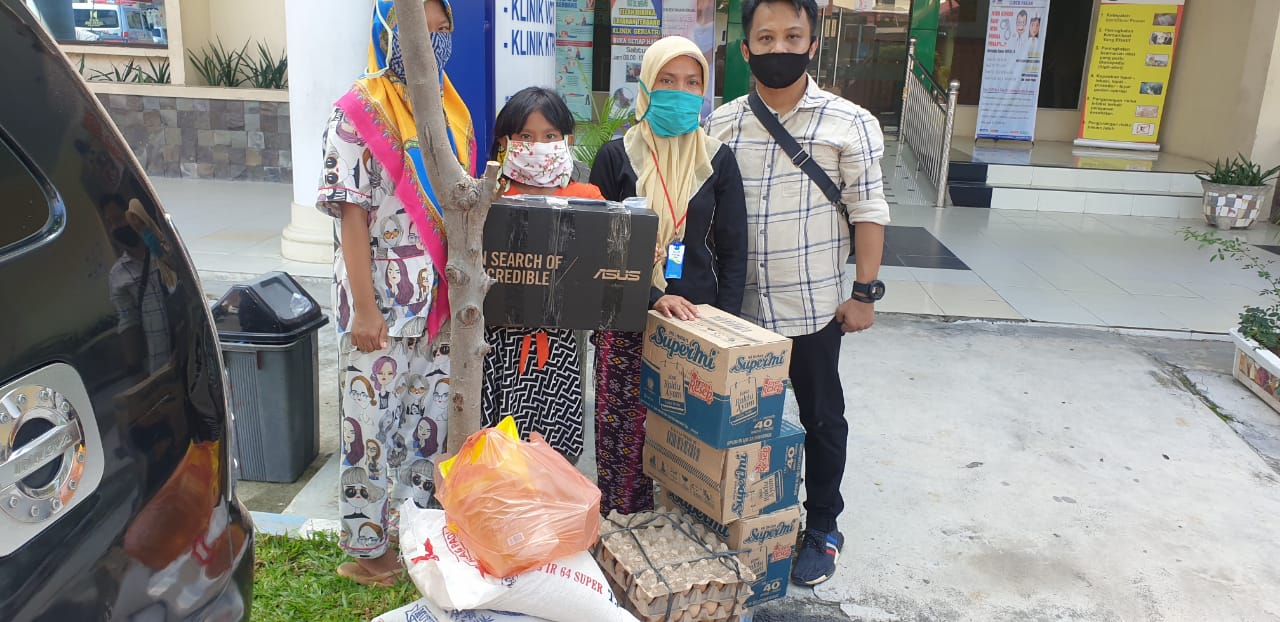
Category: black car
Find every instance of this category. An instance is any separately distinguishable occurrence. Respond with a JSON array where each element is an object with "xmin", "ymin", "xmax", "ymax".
[{"xmin": 0, "ymin": 1, "xmax": 253, "ymax": 620}]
